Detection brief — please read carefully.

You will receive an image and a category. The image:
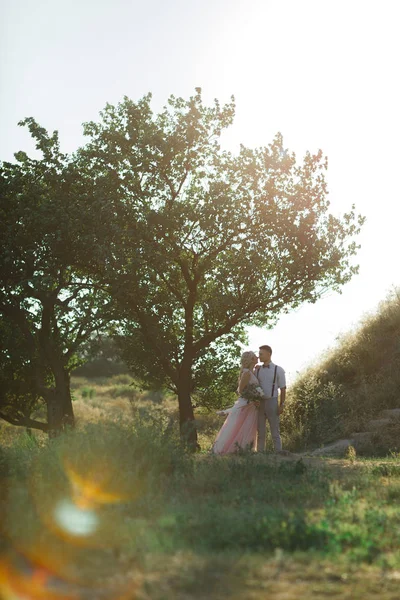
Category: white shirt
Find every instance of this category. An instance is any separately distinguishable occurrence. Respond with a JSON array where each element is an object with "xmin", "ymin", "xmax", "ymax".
[{"xmin": 255, "ymin": 361, "xmax": 286, "ymax": 398}]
